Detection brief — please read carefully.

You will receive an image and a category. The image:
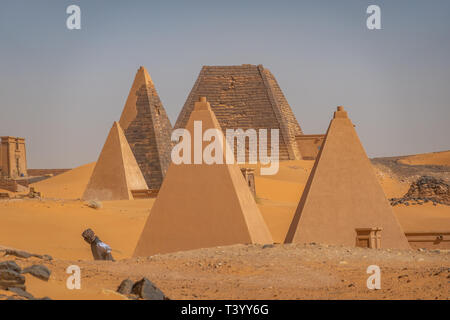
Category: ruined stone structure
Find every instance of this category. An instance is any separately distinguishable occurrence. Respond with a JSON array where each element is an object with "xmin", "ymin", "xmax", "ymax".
[
  {"xmin": 83, "ymin": 122, "xmax": 148, "ymax": 201},
  {"xmin": 175, "ymin": 64, "xmax": 305, "ymax": 161},
  {"xmin": 0, "ymin": 136, "xmax": 27, "ymax": 179},
  {"xmin": 119, "ymin": 66, "xmax": 173, "ymax": 190},
  {"xmin": 240, "ymin": 168, "xmax": 256, "ymax": 198},
  {"xmin": 390, "ymin": 176, "xmax": 450, "ymax": 206},
  {"xmin": 134, "ymin": 97, "xmax": 273, "ymax": 257},
  {"xmin": 405, "ymin": 231, "xmax": 450, "ymax": 249},
  {"xmin": 285, "ymin": 107, "xmax": 410, "ymax": 249},
  {"xmin": 296, "ymin": 134, "xmax": 325, "ymax": 160},
  {"xmin": 355, "ymin": 228, "xmax": 383, "ymax": 249}
]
